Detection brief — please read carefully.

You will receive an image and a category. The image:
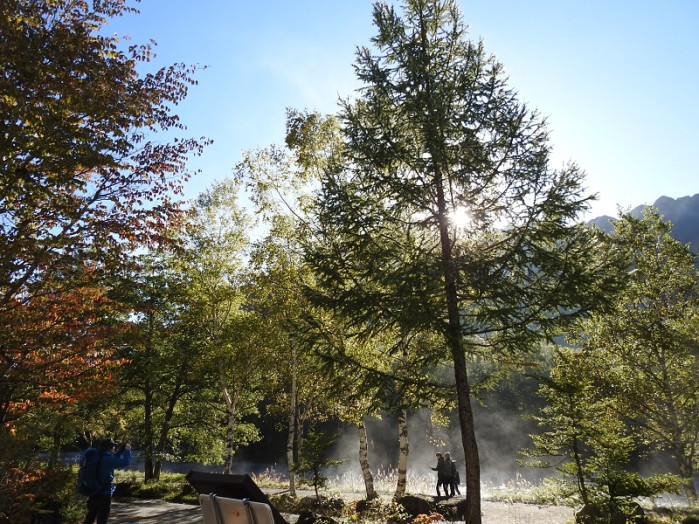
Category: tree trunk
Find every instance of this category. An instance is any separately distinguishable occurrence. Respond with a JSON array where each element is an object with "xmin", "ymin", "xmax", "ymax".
[
  {"xmin": 143, "ymin": 376, "xmax": 155, "ymax": 481},
  {"xmin": 296, "ymin": 410, "xmax": 305, "ymax": 471},
  {"xmin": 452, "ymin": 348, "xmax": 481, "ymax": 522},
  {"xmin": 358, "ymin": 418, "xmax": 378, "ymax": 500},
  {"xmin": 143, "ymin": 310, "xmax": 155, "ymax": 481},
  {"xmin": 677, "ymin": 453, "xmax": 698, "ymax": 505},
  {"xmin": 394, "ymin": 408, "xmax": 409, "ymax": 500},
  {"xmin": 435, "ymin": 172, "xmax": 482, "ymax": 524},
  {"xmin": 286, "ymin": 344, "xmax": 298, "ymax": 497},
  {"xmin": 48, "ymin": 429, "xmax": 61, "ymax": 468},
  {"xmin": 152, "ymin": 363, "xmax": 186, "ymax": 480},
  {"xmin": 572, "ymin": 434, "xmax": 589, "ymax": 505},
  {"xmin": 222, "ymin": 383, "xmax": 238, "ymax": 474}
]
